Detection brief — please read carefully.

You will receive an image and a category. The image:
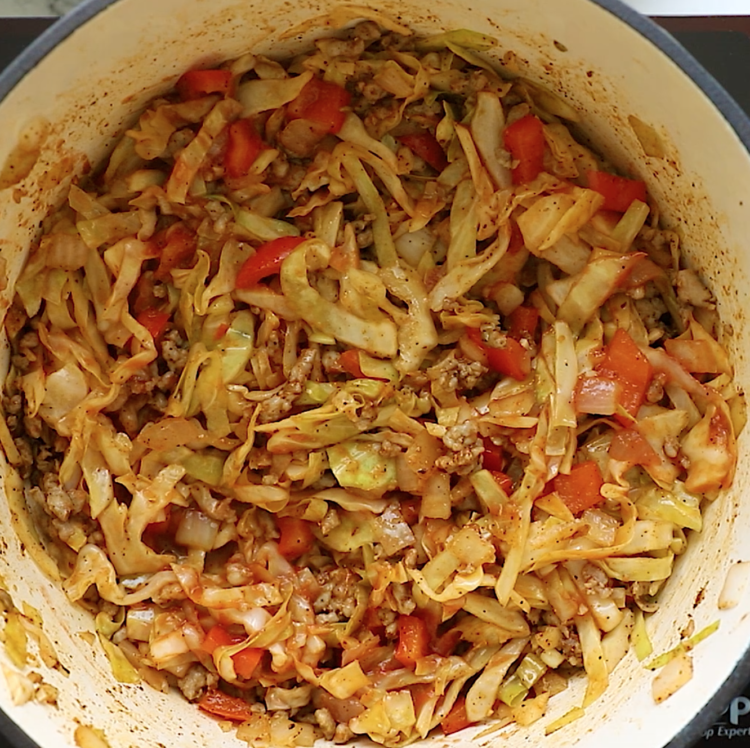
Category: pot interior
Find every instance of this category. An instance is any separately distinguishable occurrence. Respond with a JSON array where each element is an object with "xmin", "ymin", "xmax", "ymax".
[{"xmin": 0, "ymin": 1, "xmax": 749, "ymax": 746}]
